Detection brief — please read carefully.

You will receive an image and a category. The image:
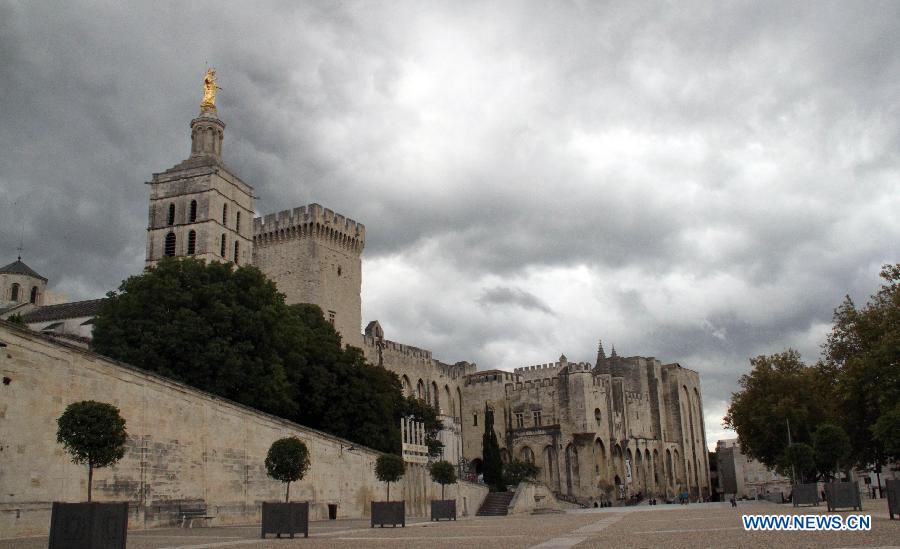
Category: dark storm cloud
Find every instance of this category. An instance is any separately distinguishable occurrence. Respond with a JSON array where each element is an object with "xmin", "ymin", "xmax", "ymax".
[
  {"xmin": 2, "ymin": 1, "xmax": 899, "ymax": 446},
  {"xmin": 478, "ymin": 287, "xmax": 554, "ymax": 314}
]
